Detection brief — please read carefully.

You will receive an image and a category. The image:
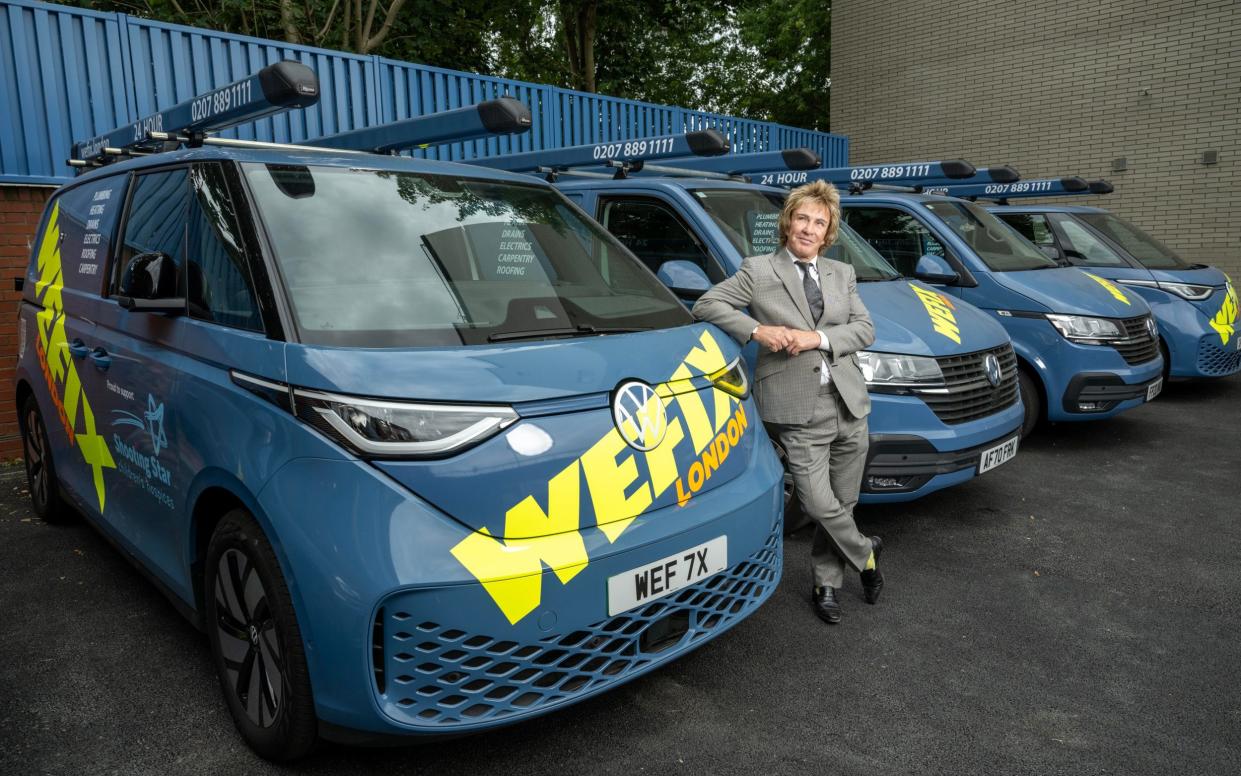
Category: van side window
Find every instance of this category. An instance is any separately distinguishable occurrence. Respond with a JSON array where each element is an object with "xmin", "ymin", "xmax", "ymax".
[
  {"xmin": 1049, "ymin": 215, "xmax": 1126, "ymax": 266},
  {"xmin": 842, "ymin": 207, "xmax": 951, "ymax": 276},
  {"xmin": 999, "ymin": 213, "xmax": 1062, "ymax": 261},
  {"xmin": 50, "ymin": 174, "xmax": 128, "ymax": 293},
  {"xmin": 598, "ymin": 198, "xmax": 722, "ymax": 282},
  {"xmin": 118, "ymin": 166, "xmax": 263, "ymax": 332},
  {"xmin": 186, "ymin": 165, "xmax": 263, "ymax": 331}
]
